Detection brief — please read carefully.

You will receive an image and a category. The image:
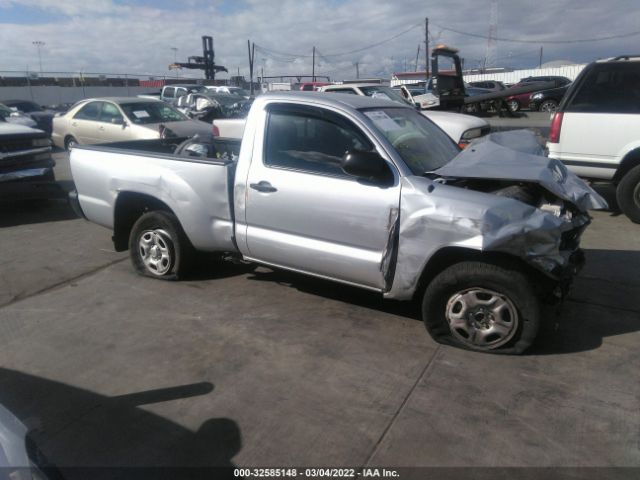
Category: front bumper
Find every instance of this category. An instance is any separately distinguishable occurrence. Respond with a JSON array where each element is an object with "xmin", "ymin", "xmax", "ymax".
[{"xmin": 546, "ymin": 248, "xmax": 585, "ymax": 303}]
